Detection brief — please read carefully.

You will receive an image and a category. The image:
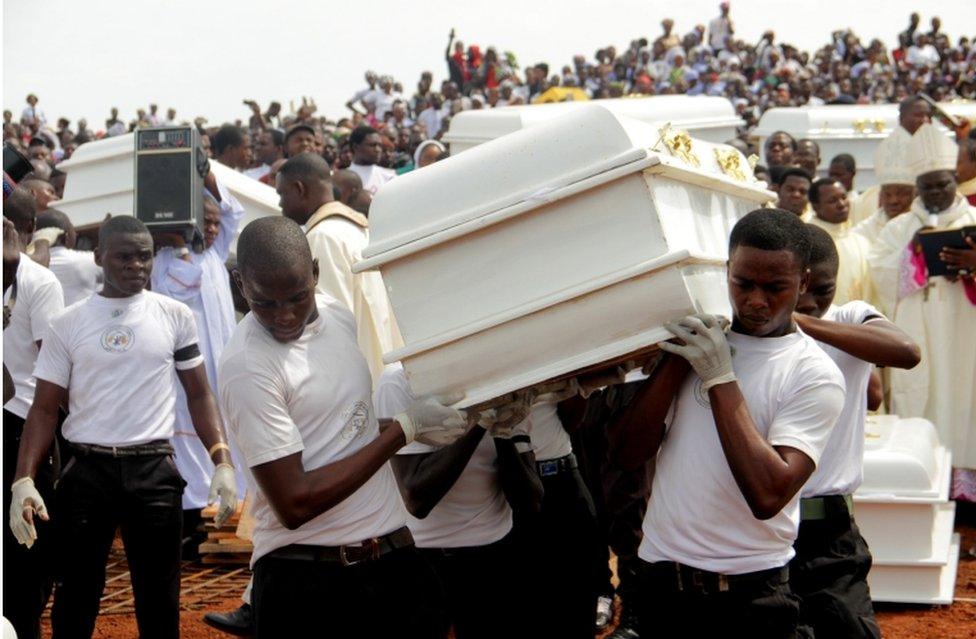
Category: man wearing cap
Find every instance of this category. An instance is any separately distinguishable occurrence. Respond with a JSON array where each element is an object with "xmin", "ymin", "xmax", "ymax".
[
  {"xmin": 854, "ymin": 133, "xmax": 916, "ymax": 245},
  {"xmin": 868, "ymin": 122, "xmax": 976, "ymax": 496}
]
